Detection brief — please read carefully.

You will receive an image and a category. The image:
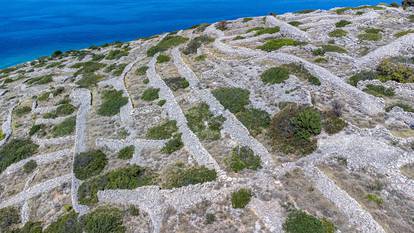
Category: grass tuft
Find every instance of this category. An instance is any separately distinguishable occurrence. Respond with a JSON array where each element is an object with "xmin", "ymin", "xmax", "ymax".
[
  {"xmin": 97, "ymin": 89, "xmax": 129, "ymax": 116},
  {"xmin": 231, "ymin": 188, "xmax": 252, "ymax": 208}
]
